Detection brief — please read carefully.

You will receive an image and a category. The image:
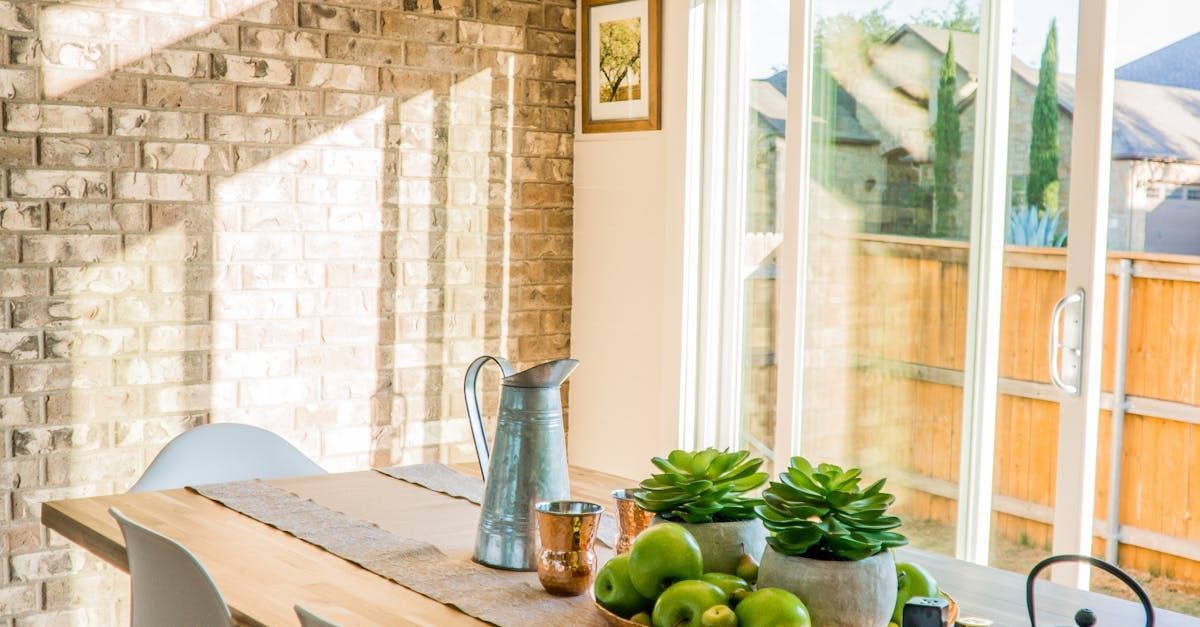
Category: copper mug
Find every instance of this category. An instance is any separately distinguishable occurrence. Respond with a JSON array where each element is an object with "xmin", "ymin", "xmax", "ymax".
[
  {"xmin": 534, "ymin": 500, "xmax": 603, "ymax": 596},
  {"xmin": 612, "ymin": 489, "xmax": 655, "ymax": 554}
]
